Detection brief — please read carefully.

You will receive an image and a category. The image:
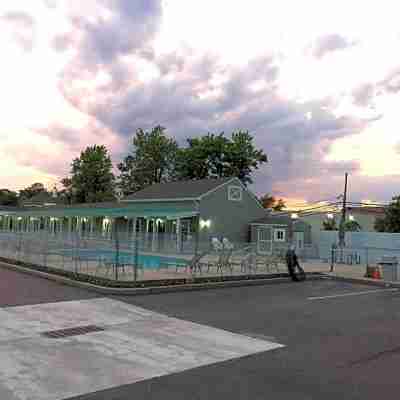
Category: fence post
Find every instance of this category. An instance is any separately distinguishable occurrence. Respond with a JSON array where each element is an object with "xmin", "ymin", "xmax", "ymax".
[
  {"xmin": 114, "ymin": 221, "xmax": 119, "ymax": 281},
  {"xmin": 74, "ymin": 232, "xmax": 78, "ymax": 274},
  {"xmin": 365, "ymin": 247, "xmax": 369, "ymax": 268},
  {"xmin": 134, "ymin": 235, "xmax": 139, "ymax": 283},
  {"xmin": 330, "ymin": 244, "xmax": 335, "ymax": 272}
]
